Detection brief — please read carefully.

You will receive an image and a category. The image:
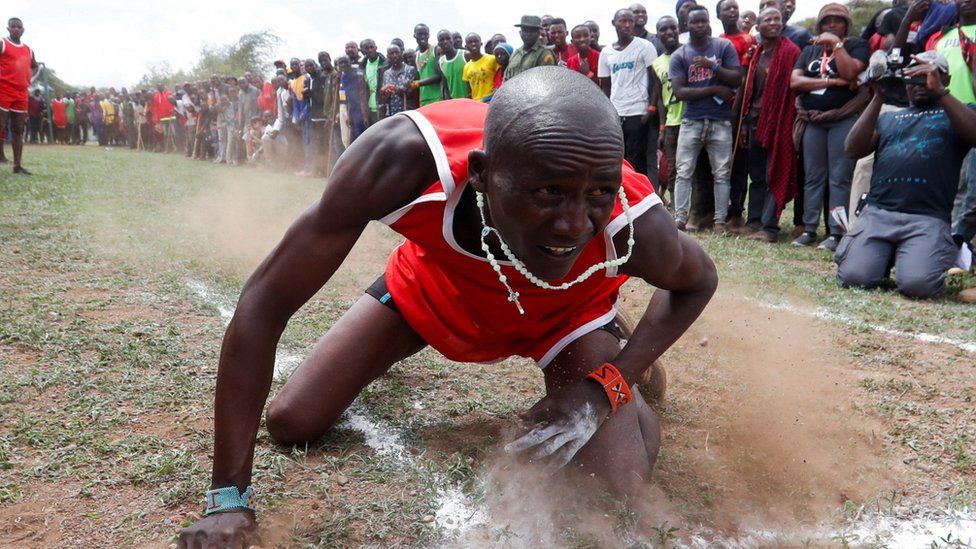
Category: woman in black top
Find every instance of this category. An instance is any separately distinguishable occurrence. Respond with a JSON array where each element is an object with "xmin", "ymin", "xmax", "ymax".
[{"xmin": 789, "ymin": 3, "xmax": 869, "ymax": 250}]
